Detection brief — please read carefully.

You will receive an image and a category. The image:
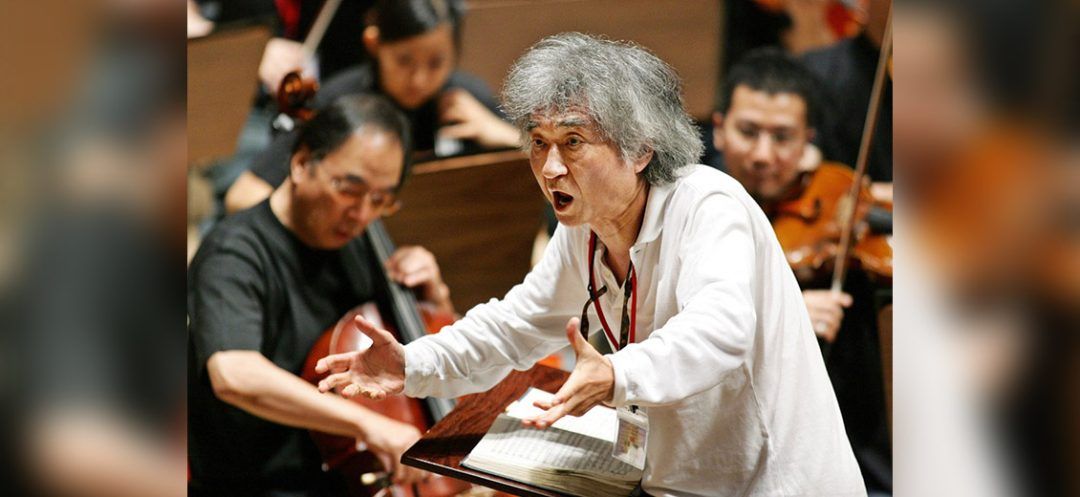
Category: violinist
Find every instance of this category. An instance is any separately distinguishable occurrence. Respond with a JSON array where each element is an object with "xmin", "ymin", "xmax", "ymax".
[
  {"xmin": 188, "ymin": 95, "xmax": 449, "ymax": 497},
  {"xmin": 711, "ymin": 49, "xmax": 891, "ymax": 494},
  {"xmin": 225, "ymin": 0, "xmax": 520, "ymax": 214},
  {"xmin": 712, "ymin": 48, "xmax": 854, "ymax": 342}
]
